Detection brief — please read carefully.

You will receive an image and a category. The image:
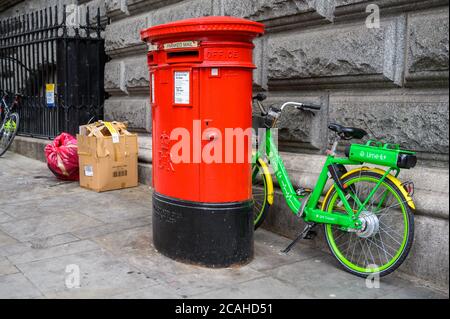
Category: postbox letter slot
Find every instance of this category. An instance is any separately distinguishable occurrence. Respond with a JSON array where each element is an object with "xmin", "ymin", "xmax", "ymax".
[{"xmin": 166, "ymin": 50, "xmax": 199, "ymax": 61}]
